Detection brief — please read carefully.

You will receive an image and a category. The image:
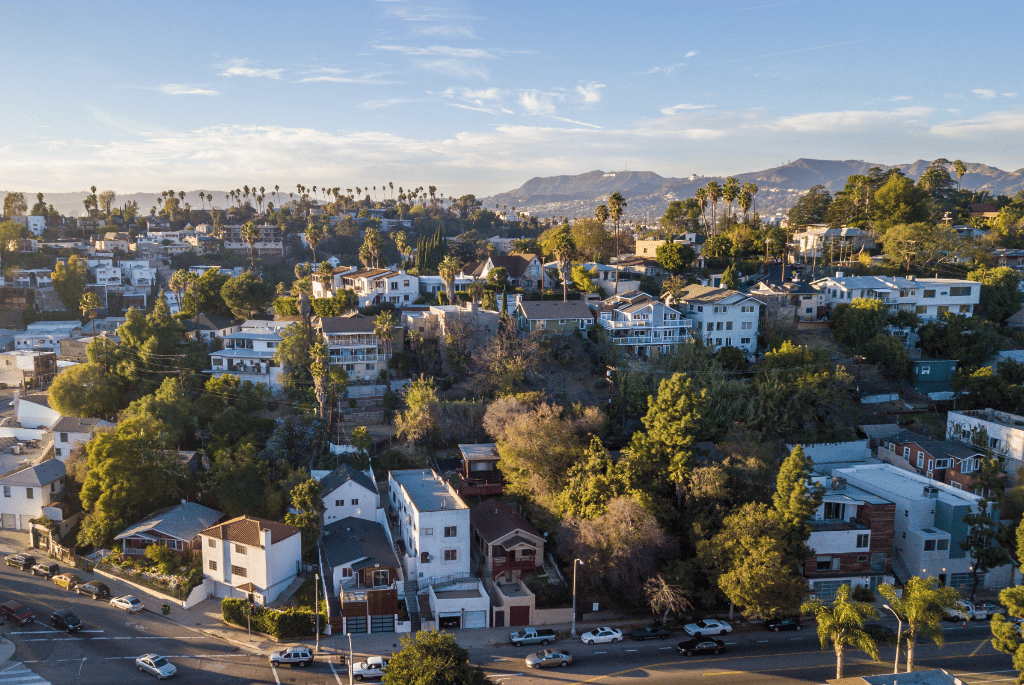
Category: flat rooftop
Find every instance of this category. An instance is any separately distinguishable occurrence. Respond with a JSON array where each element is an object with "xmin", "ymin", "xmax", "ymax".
[
  {"xmin": 951, "ymin": 408, "xmax": 1024, "ymax": 431},
  {"xmin": 835, "ymin": 463, "xmax": 981, "ymax": 508},
  {"xmin": 434, "ymin": 588, "xmax": 482, "ymax": 600},
  {"xmin": 391, "ymin": 469, "xmax": 467, "ymax": 512}
]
